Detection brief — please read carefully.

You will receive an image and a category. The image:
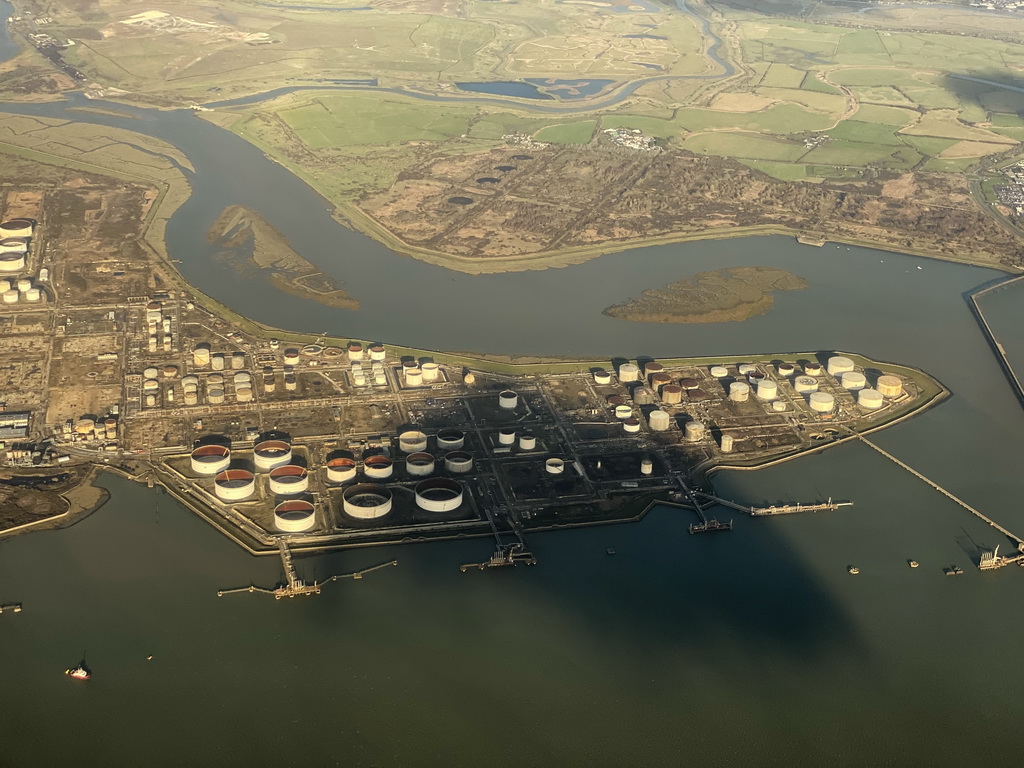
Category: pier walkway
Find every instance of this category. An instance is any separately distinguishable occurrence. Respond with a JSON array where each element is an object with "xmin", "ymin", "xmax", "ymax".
[{"xmin": 845, "ymin": 428, "xmax": 1024, "ymax": 549}]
